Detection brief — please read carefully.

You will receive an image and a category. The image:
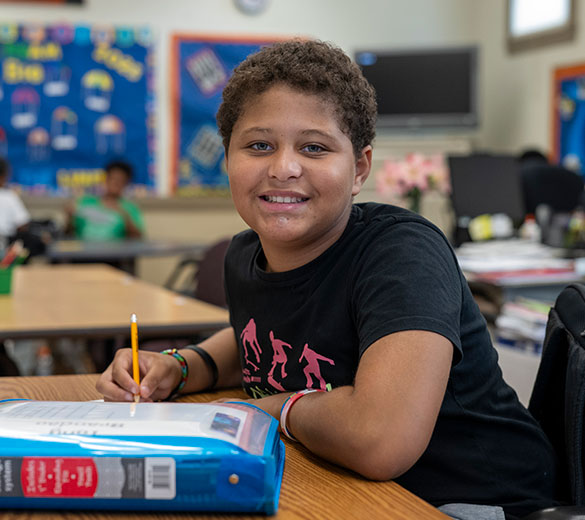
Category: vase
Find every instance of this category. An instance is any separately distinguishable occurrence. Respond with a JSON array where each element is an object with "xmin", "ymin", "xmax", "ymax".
[{"xmin": 406, "ymin": 188, "xmax": 422, "ymax": 214}]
